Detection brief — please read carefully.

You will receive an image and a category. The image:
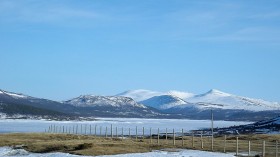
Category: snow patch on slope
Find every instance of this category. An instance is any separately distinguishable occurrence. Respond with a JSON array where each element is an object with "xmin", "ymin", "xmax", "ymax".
[
  {"xmin": 167, "ymin": 90, "xmax": 194, "ymax": 100},
  {"xmin": 0, "ymin": 90, "xmax": 28, "ymax": 99},
  {"xmin": 140, "ymin": 95, "xmax": 189, "ymax": 110}
]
